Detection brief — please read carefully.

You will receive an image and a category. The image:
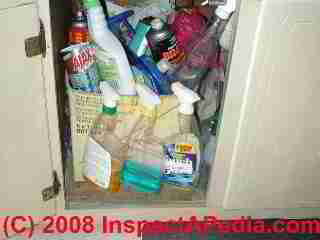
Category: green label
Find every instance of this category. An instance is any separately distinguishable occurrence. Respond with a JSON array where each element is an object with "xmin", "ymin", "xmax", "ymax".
[
  {"xmin": 83, "ymin": 0, "xmax": 100, "ymax": 8},
  {"xmin": 96, "ymin": 51, "xmax": 121, "ymax": 91},
  {"xmin": 103, "ymin": 106, "xmax": 117, "ymax": 115}
]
